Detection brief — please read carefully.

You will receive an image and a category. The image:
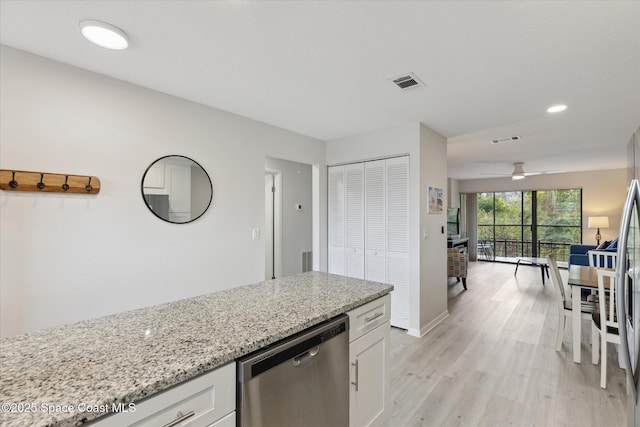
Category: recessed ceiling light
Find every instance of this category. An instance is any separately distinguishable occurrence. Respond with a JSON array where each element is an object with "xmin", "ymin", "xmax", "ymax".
[
  {"xmin": 80, "ymin": 20, "xmax": 129, "ymax": 50},
  {"xmin": 546, "ymin": 104, "xmax": 567, "ymax": 113}
]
